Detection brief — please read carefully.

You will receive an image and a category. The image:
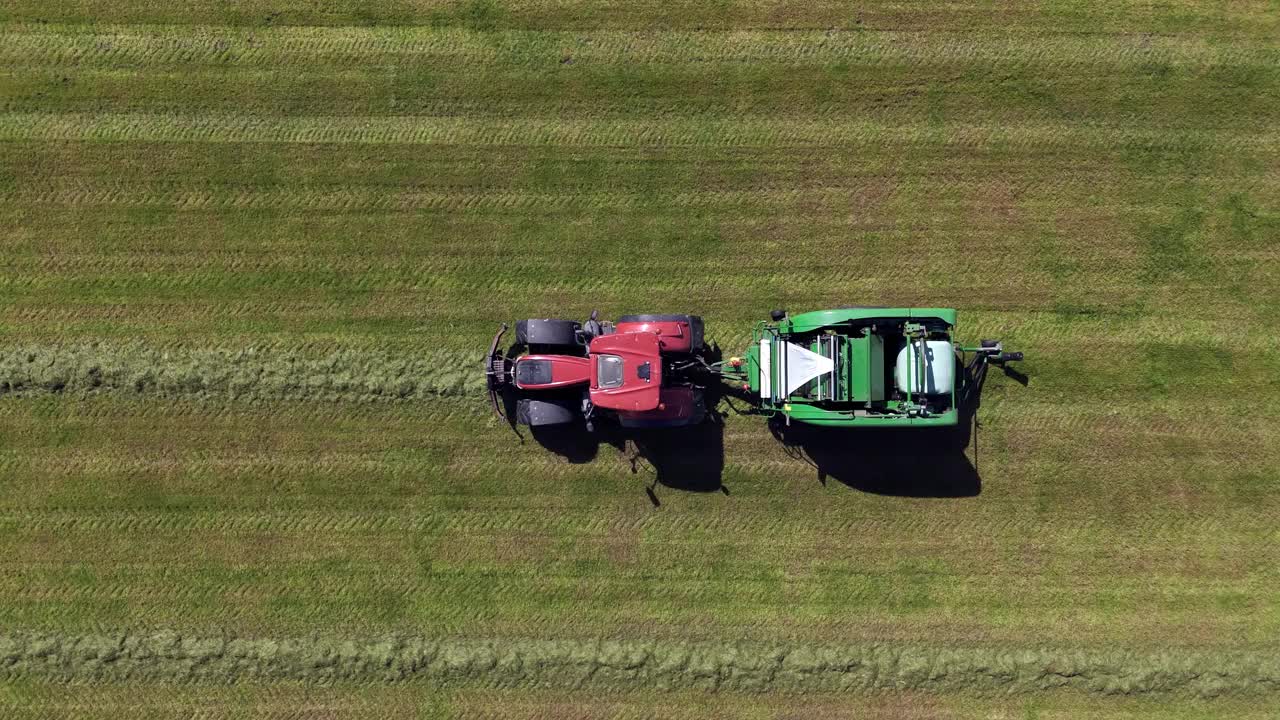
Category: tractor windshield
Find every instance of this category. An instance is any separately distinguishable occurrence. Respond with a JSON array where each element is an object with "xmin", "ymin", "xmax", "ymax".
[{"xmin": 596, "ymin": 354, "xmax": 624, "ymax": 388}]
